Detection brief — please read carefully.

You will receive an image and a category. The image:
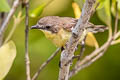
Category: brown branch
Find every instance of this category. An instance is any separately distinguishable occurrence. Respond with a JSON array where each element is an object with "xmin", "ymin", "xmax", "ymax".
[
  {"xmin": 32, "ymin": 48, "xmax": 60, "ymax": 80},
  {"xmin": 111, "ymin": 38, "xmax": 120, "ymax": 45},
  {"xmin": 0, "ymin": 12, "xmax": 5, "ymax": 46},
  {"xmin": 68, "ymin": 2, "xmax": 100, "ymax": 77},
  {"xmin": 114, "ymin": 31, "xmax": 120, "ymax": 39},
  {"xmin": 69, "ymin": 37, "xmax": 113, "ymax": 78},
  {"xmin": 24, "ymin": 0, "xmax": 31, "ymax": 80},
  {"xmin": 0, "ymin": 12, "xmax": 5, "ymax": 27},
  {"xmin": 58, "ymin": 0, "xmax": 96, "ymax": 80},
  {"xmin": 0, "ymin": 0, "xmax": 20, "ymax": 46},
  {"xmin": 69, "ymin": 3, "xmax": 120, "ymax": 77}
]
